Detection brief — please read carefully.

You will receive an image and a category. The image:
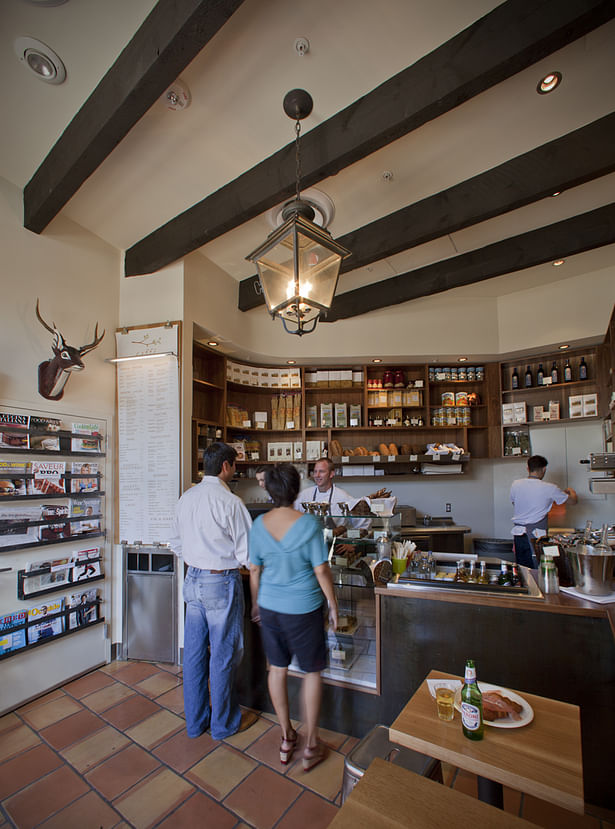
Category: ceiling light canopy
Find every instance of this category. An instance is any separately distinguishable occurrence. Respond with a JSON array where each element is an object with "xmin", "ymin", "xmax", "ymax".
[
  {"xmin": 246, "ymin": 89, "xmax": 351, "ymax": 336},
  {"xmin": 14, "ymin": 36, "xmax": 66, "ymax": 84}
]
